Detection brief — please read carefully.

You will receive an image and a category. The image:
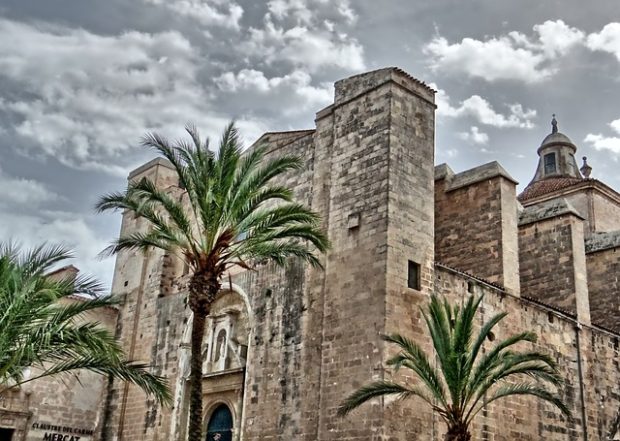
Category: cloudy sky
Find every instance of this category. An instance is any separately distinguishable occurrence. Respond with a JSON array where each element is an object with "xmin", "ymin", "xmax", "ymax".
[{"xmin": 1, "ymin": 0, "xmax": 620, "ymax": 288}]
